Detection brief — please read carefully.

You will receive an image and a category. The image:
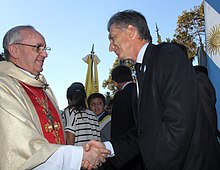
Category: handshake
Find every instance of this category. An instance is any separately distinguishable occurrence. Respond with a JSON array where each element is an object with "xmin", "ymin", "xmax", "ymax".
[{"xmin": 82, "ymin": 140, "xmax": 111, "ymax": 170}]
